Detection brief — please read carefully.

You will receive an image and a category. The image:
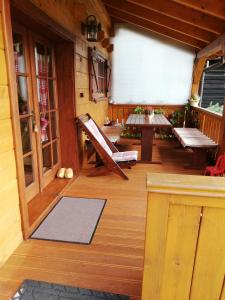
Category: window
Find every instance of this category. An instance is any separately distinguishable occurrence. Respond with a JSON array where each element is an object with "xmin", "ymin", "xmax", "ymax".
[
  {"xmin": 199, "ymin": 57, "xmax": 225, "ymax": 115},
  {"xmin": 88, "ymin": 47, "xmax": 110, "ymax": 102}
]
